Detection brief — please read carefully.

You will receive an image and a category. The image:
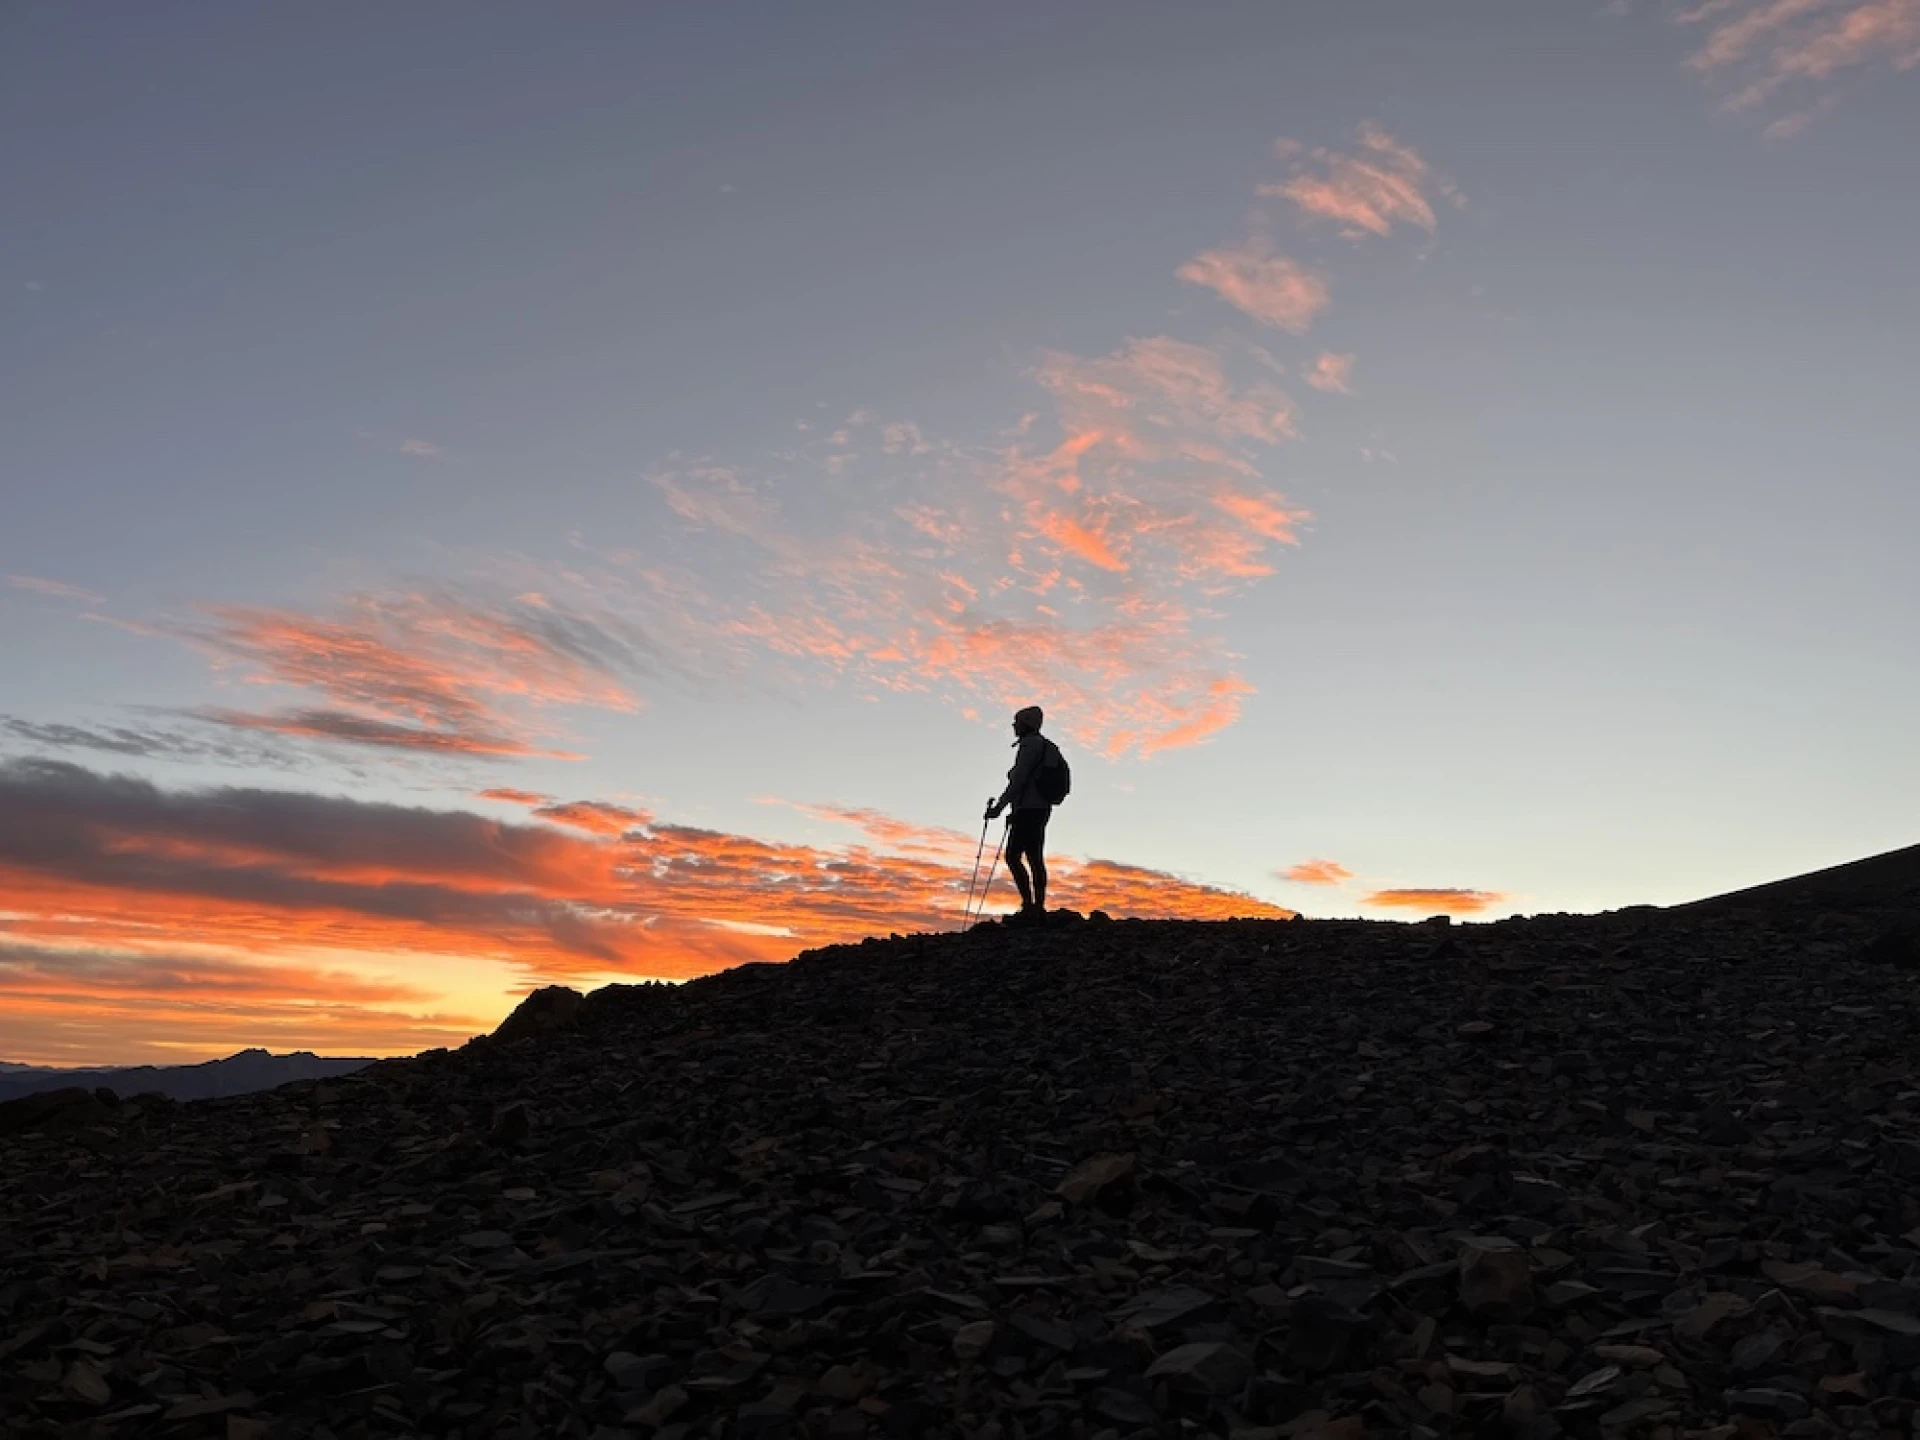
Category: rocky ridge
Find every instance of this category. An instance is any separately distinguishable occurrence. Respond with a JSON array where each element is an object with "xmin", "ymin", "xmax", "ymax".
[{"xmin": 4, "ymin": 846, "xmax": 1920, "ymax": 1440}]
